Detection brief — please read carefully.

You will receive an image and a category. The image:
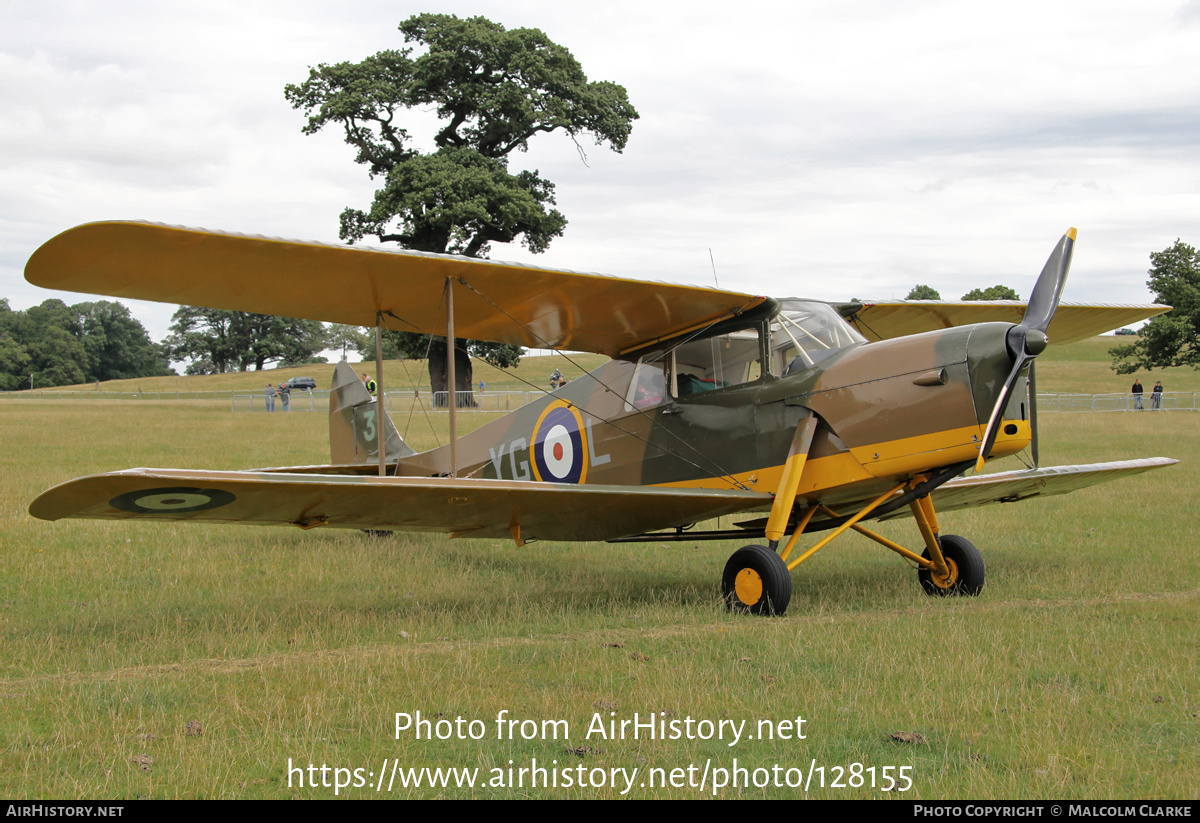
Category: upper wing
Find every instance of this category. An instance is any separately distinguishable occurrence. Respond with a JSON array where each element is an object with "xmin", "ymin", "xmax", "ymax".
[
  {"xmin": 28, "ymin": 468, "xmax": 772, "ymax": 543},
  {"xmin": 24, "ymin": 221, "xmax": 771, "ymax": 358},
  {"xmin": 876, "ymin": 457, "xmax": 1179, "ymax": 520},
  {"xmin": 847, "ymin": 301, "xmax": 1170, "ymax": 345}
]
